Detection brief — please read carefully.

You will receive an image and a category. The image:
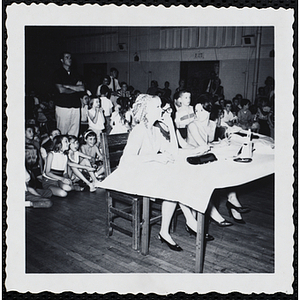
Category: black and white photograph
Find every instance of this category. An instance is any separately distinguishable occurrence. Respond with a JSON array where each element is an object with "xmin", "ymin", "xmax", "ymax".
[{"xmin": 5, "ymin": 4, "xmax": 294, "ymax": 295}]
